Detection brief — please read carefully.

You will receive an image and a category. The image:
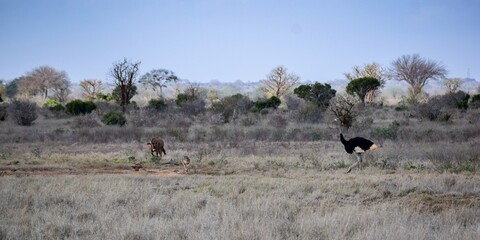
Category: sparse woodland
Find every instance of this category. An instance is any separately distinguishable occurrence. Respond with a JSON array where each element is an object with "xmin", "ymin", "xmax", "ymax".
[{"xmin": 1, "ymin": 58, "xmax": 480, "ymax": 239}]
